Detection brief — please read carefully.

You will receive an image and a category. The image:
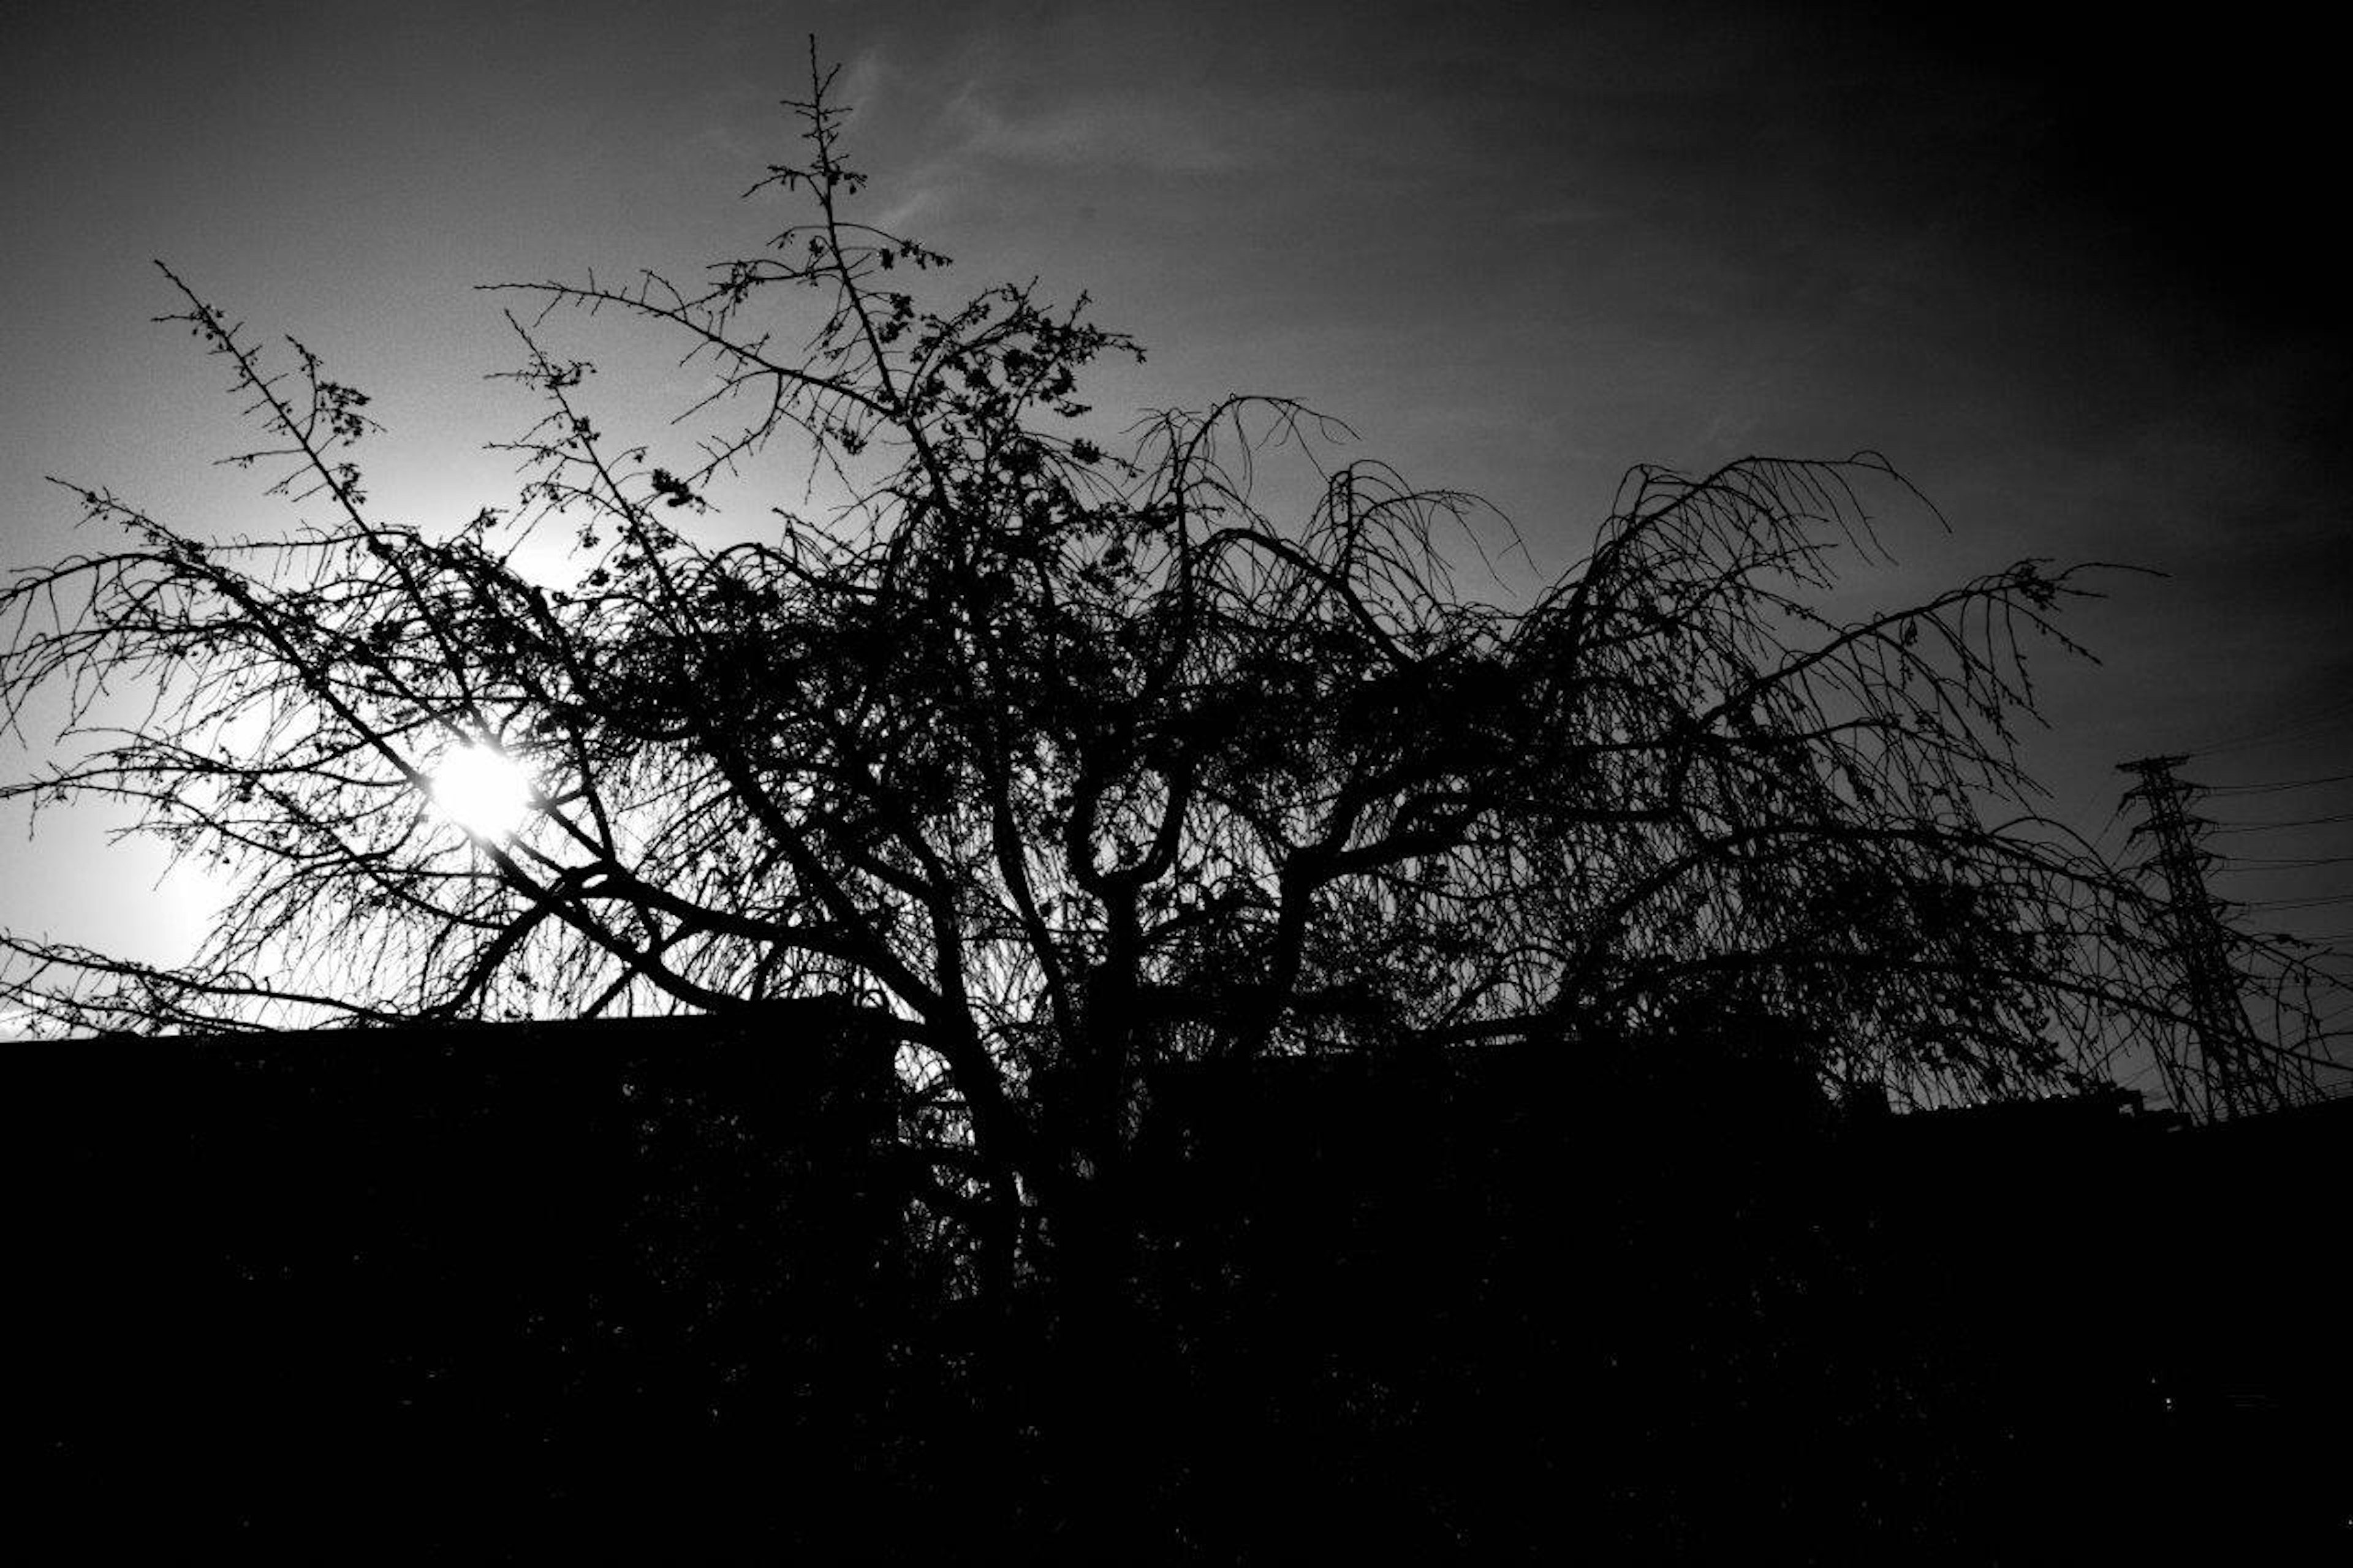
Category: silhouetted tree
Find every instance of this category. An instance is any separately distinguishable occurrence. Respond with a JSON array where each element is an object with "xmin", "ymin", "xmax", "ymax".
[{"xmin": 4, "ymin": 53, "xmax": 2336, "ymax": 1312}]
